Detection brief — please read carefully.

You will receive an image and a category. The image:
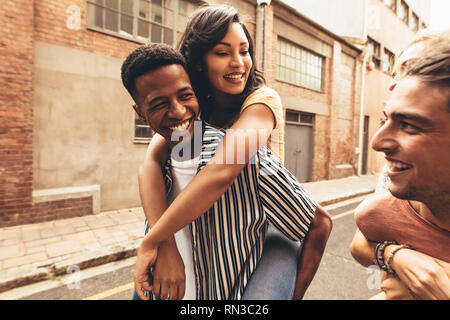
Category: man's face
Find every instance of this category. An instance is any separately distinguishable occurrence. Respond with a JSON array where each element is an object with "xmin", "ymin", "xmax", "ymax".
[
  {"xmin": 133, "ymin": 64, "xmax": 199, "ymax": 149},
  {"xmin": 371, "ymin": 77, "xmax": 450, "ymax": 202}
]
